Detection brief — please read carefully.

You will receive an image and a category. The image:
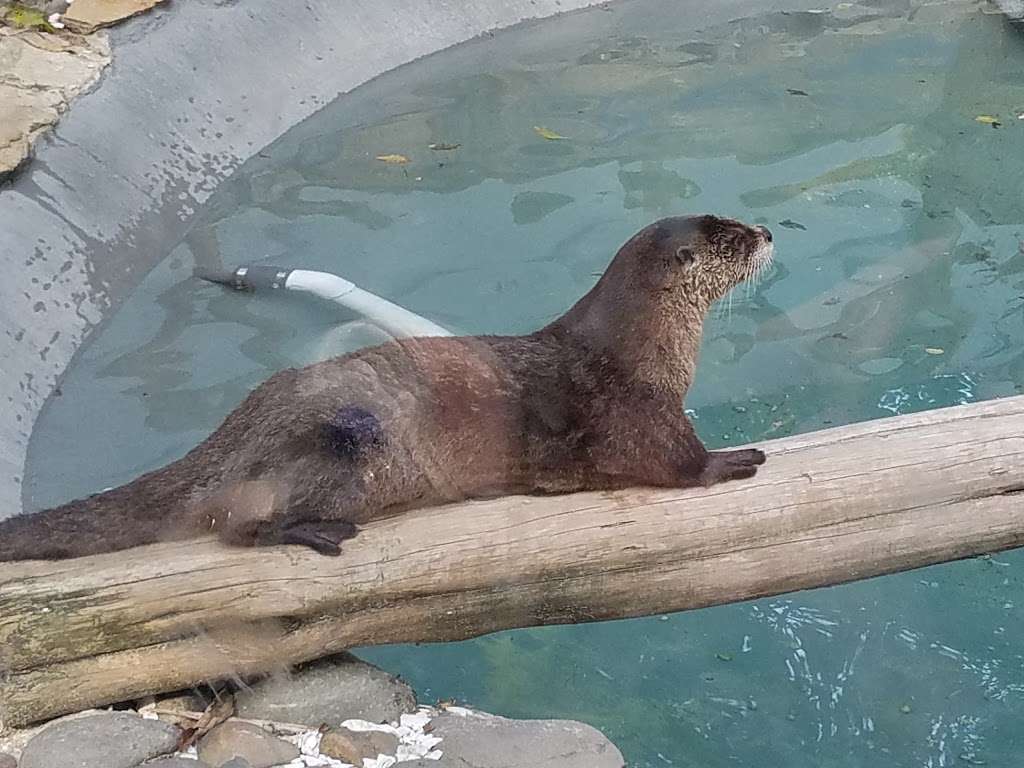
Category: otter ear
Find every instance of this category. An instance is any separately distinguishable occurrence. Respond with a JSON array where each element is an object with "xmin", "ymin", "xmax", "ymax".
[{"xmin": 675, "ymin": 245, "xmax": 696, "ymax": 270}]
